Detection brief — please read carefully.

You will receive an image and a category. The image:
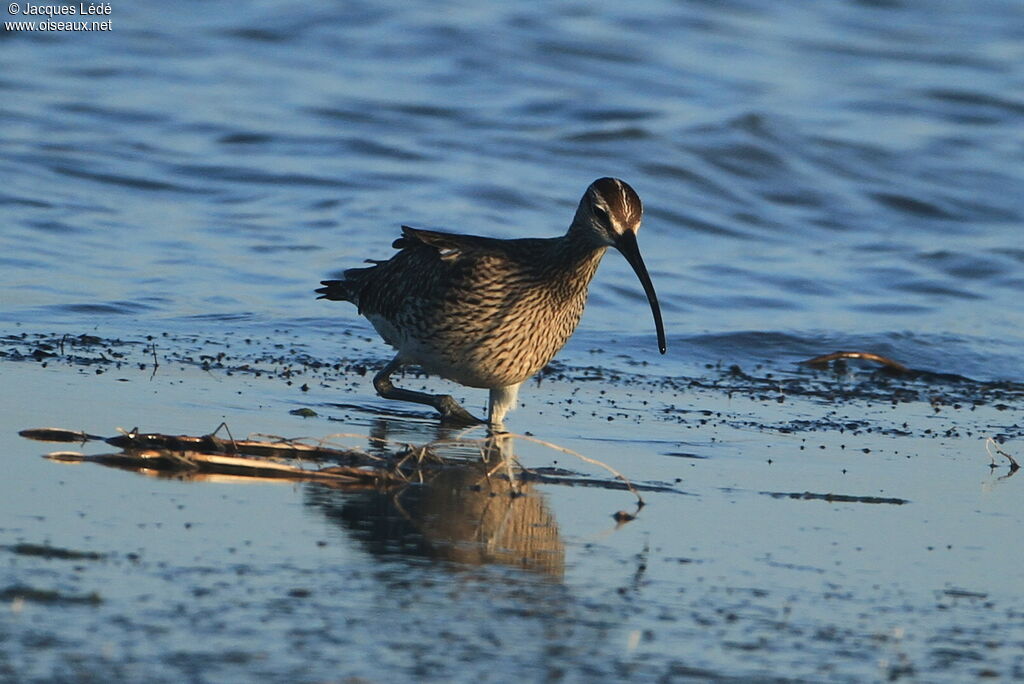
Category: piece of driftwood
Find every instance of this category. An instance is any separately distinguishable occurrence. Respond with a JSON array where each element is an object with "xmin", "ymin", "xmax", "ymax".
[
  {"xmin": 799, "ymin": 351, "xmax": 909, "ymax": 373},
  {"xmin": 17, "ymin": 427, "xmax": 106, "ymax": 442},
  {"xmin": 19, "ymin": 426, "xmax": 430, "ymax": 487},
  {"xmin": 19, "ymin": 426, "xmax": 658, "ymax": 506},
  {"xmin": 105, "ymin": 430, "xmax": 373, "ymax": 464},
  {"xmin": 20, "ymin": 425, "xmax": 379, "ymax": 462},
  {"xmin": 985, "ymin": 438, "xmax": 1020, "ymax": 472},
  {"xmin": 44, "ymin": 448, "xmax": 400, "ymax": 485}
]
